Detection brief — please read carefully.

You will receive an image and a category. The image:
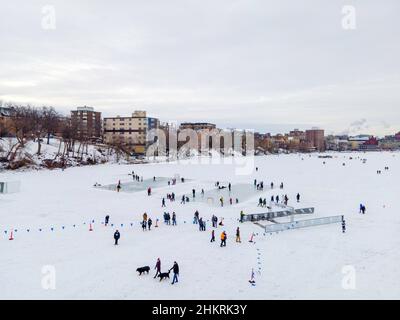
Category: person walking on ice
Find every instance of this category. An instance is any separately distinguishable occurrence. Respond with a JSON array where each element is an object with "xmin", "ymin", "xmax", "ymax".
[
  {"xmin": 361, "ymin": 204, "xmax": 366, "ymax": 214},
  {"xmin": 154, "ymin": 258, "xmax": 161, "ymax": 279},
  {"xmin": 172, "ymin": 212, "xmax": 177, "ymax": 226},
  {"xmin": 240, "ymin": 210, "xmax": 245, "ymax": 223},
  {"xmin": 169, "ymin": 261, "xmax": 180, "ymax": 285},
  {"xmin": 210, "ymin": 229, "xmax": 215, "ymax": 242},
  {"xmin": 220, "ymin": 231, "xmax": 227, "ymax": 247},
  {"xmin": 105, "ymin": 215, "xmax": 110, "ymax": 226},
  {"xmin": 162, "ymin": 198, "xmax": 166, "ymax": 207},
  {"xmin": 296, "ymin": 193, "xmax": 300, "ymax": 202},
  {"xmin": 114, "ymin": 230, "xmax": 120, "ymax": 245},
  {"xmin": 236, "ymin": 227, "xmax": 241, "ymax": 243},
  {"xmin": 142, "ymin": 220, "xmax": 147, "ymax": 231},
  {"xmin": 194, "ymin": 211, "xmax": 199, "ymax": 224},
  {"xmin": 148, "ymin": 218, "xmax": 153, "ymax": 230},
  {"xmin": 249, "ymin": 269, "xmax": 256, "ymax": 286}
]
